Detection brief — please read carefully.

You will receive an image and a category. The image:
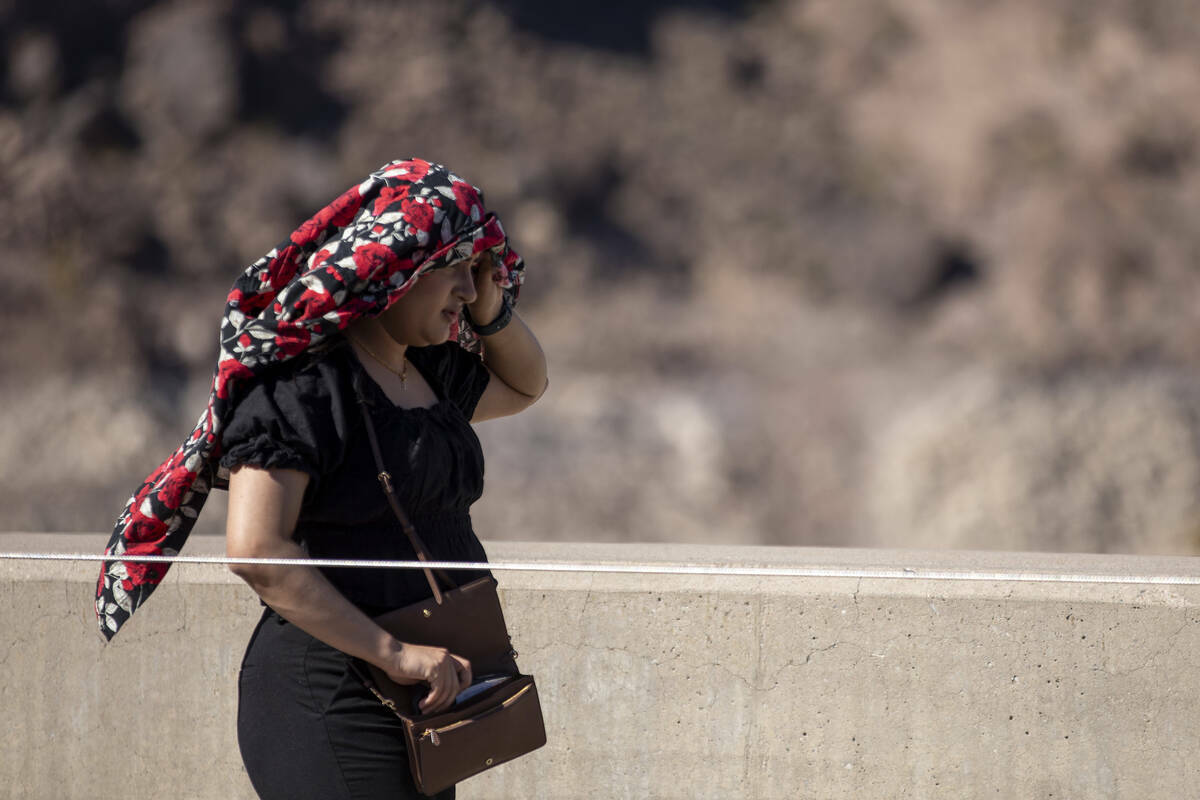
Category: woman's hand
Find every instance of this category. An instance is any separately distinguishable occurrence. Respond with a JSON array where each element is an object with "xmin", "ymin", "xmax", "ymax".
[
  {"xmin": 467, "ymin": 251, "xmax": 504, "ymax": 327},
  {"xmin": 384, "ymin": 642, "xmax": 473, "ymax": 715}
]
